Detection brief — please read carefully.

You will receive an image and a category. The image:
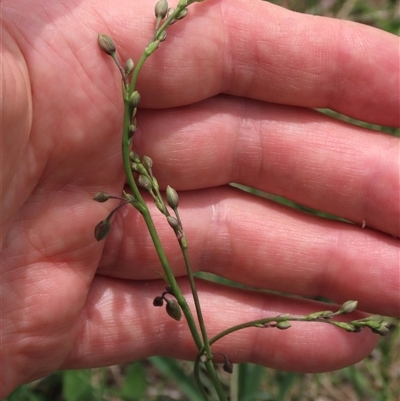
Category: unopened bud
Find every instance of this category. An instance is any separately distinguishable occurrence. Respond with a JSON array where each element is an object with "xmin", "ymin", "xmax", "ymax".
[
  {"xmin": 166, "ymin": 299, "xmax": 182, "ymax": 321},
  {"xmin": 339, "ymin": 300, "xmax": 358, "ymax": 314},
  {"xmin": 138, "ymin": 175, "xmax": 152, "ymax": 190},
  {"xmin": 98, "ymin": 33, "xmax": 116, "ymax": 55},
  {"xmin": 167, "ymin": 216, "xmax": 180, "ymax": 230},
  {"xmin": 142, "ymin": 155, "xmax": 153, "ymax": 171},
  {"xmin": 223, "ymin": 360, "xmax": 233, "ymax": 374},
  {"xmin": 176, "ymin": 8, "xmax": 188, "ymax": 20},
  {"xmin": 94, "ymin": 219, "xmax": 111, "ymax": 241},
  {"xmin": 129, "ymin": 152, "xmax": 141, "ymax": 163},
  {"xmin": 166, "ymin": 186, "xmax": 179, "ymax": 209},
  {"xmin": 276, "ymin": 321, "xmax": 291, "ymax": 330},
  {"xmin": 336, "ymin": 322, "xmax": 356, "ymax": 332},
  {"xmin": 129, "ymin": 91, "xmax": 141, "ymax": 109},
  {"xmin": 153, "ymin": 296, "xmax": 164, "ymax": 307},
  {"xmin": 145, "ymin": 41, "xmax": 159, "ymax": 56},
  {"xmin": 155, "ymin": 0, "xmax": 169, "ymax": 19},
  {"xmin": 93, "ymin": 192, "xmax": 110, "ymax": 202},
  {"xmin": 166, "ymin": 7, "xmax": 175, "ymax": 18},
  {"xmin": 125, "ymin": 58, "xmax": 134, "ymax": 75}
]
